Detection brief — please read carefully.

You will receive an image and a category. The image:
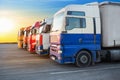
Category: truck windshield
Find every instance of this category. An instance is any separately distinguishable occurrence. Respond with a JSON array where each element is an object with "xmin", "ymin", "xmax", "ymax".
[
  {"xmin": 66, "ymin": 17, "xmax": 86, "ymax": 30},
  {"xmin": 52, "ymin": 12, "xmax": 64, "ymax": 31}
]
